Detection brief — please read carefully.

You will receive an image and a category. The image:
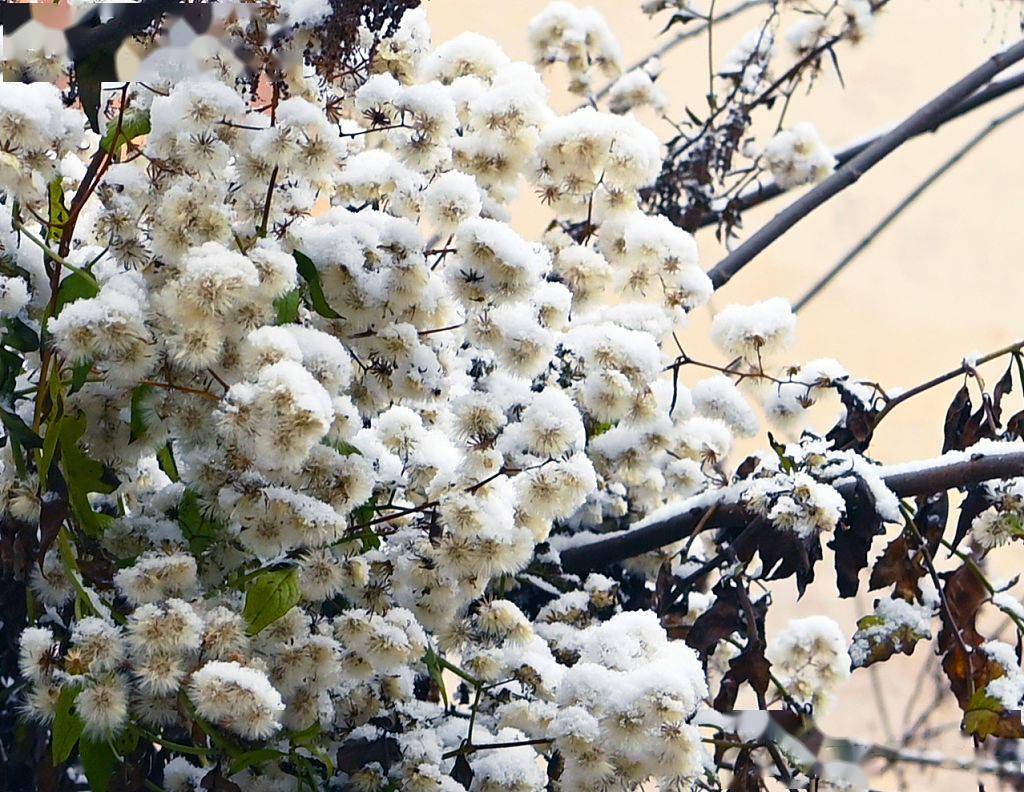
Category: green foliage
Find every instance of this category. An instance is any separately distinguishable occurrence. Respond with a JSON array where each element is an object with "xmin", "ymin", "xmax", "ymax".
[
  {"xmin": 274, "ymin": 288, "xmax": 302, "ymax": 324},
  {"xmin": 78, "ymin": 737, "xmax": 119, "ymax": 792},
  {"xmin": 60, "ymin": 414, "xmax": 117, "ymax": 537},
  {"xmin": 53, "ymin": 271, "xmax": 100, "ymax": 318},
  {"xmin": 178, "ymin": 489, "xmax": 222, "ymax": 553},
  {"xmin": 294, "ymin": 251, "xmax": 341, "ymax": 319},
  {"xmin": 963, "ymin": 690, "xmax": 1024, "ymax": 739},
  {"xmin": 243, "ymin": 567, "xmax": 301, "ymax": 636},
  {"xmin": 51, "ymin": 685, "xmax": 84, "ymax": 766},
  {"xmin": 99, "ymin": 111, "xmax": 151, "ymax": 153},
  {"xmin": 129, "ymin": 384, "xmax": 154, "ymax": 443}
]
